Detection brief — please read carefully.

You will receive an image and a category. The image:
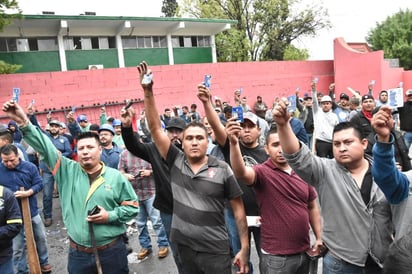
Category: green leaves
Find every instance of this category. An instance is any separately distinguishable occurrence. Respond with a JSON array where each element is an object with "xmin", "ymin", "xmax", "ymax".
[{"xmin": 366, "ymin": 9, "xmax": 412, "ymax": 70}]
